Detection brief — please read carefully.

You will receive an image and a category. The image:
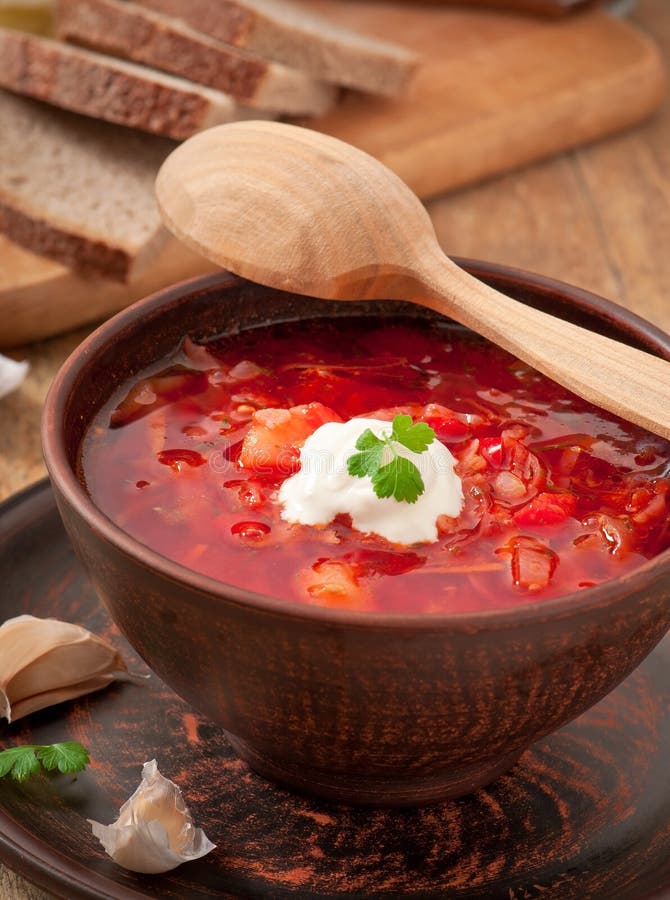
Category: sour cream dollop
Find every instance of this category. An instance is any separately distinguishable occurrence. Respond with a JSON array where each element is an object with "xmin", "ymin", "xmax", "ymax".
[{"xmin": 278, "ymin": 418, "xmax": 463, "ymax": 545}]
